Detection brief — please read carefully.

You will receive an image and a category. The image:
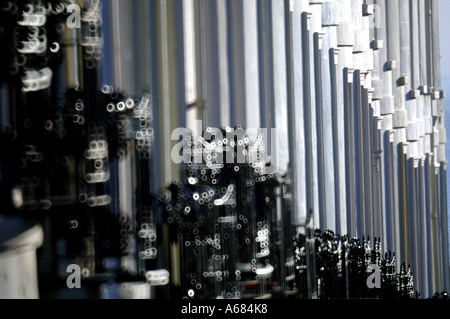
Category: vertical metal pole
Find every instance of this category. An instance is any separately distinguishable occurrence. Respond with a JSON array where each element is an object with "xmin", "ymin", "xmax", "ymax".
[
  {"xmin": 386, "ymin": 0, "xmax": 406, "ymax": 271},
  {"xmin": 242, "ymin": 0, "xmax": 261, "ymax": 130},
  {"xmin": 307, "ymin": 3, "xmax": 321, "ymax": 229},
  {"xmin": 228, "ymin": 0, "xmax": 245, "ymax": 127},
  {"xmin": 337, "ymin": 0, "xmax": 354, "ymax": 236},
  {"xmin": 271, "ymin": 0, "xmax": 290, "ymax": 175},
  {"xmin": 320, "ymin": 1, "xmax": 338, "ymax": 232},
  {"xmin": 287, "ymin": 0, "xmax": 308, "ymax": 230},
  {"xmin": 216, "ymin": 0, "xmax": 231, "ymax": 128}
]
